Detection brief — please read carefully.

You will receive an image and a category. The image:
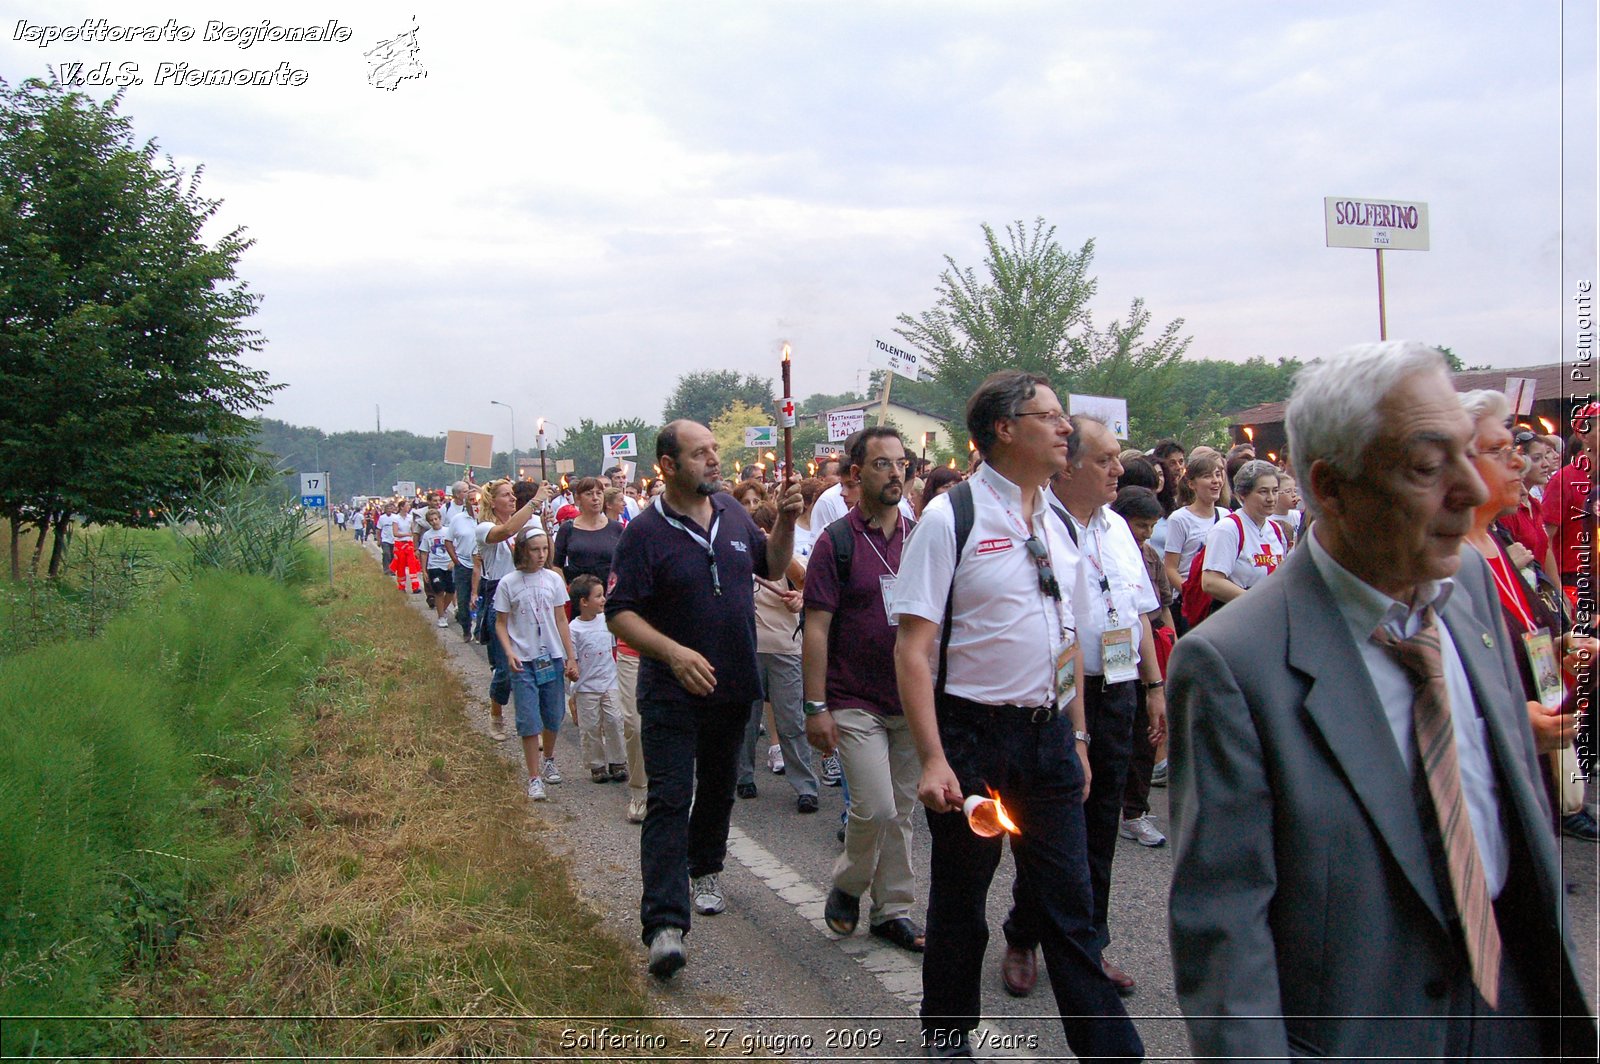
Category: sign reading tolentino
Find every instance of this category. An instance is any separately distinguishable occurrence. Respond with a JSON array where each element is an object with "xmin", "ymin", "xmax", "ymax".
[
  {"xmin": 1324, "ymin": 196, "xmax": 1430, "ymax": 251},
  {"xmin": 870, "ymin": 337, "xmax": 932, "ymax": 382}
]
